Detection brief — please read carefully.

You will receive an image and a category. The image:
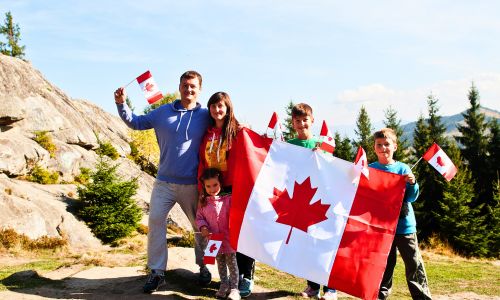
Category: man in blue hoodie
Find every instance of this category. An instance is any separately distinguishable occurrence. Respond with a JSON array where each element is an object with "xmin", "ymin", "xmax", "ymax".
[{"xmin": 114, "ymin": 70, "xmax": 211, "ymax": 293}]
